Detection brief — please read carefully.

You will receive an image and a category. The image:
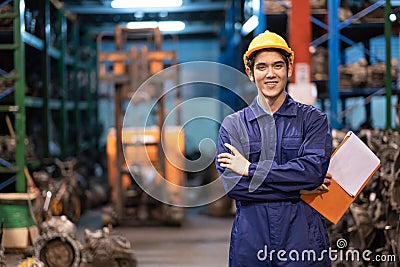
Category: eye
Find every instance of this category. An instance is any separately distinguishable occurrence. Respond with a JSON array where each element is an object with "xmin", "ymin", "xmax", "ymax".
[
  {"xmin": 256, "ymin": 64, "xmax": 266, "ymax": 71},
  {"xmin": 274, "ymin": 63, "xmax": 284, "ymax": 69}
]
